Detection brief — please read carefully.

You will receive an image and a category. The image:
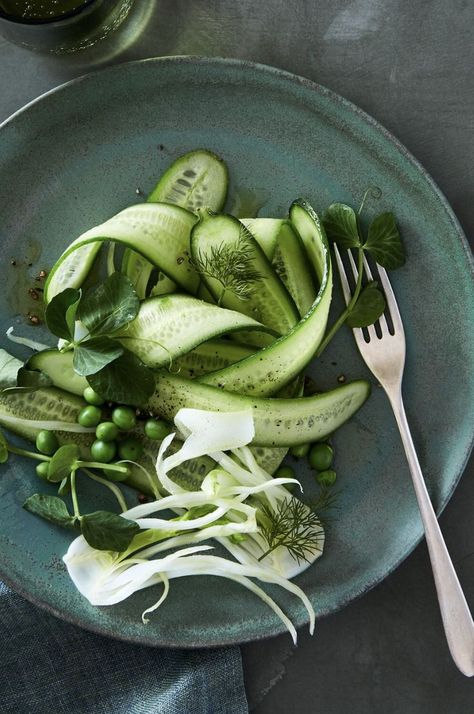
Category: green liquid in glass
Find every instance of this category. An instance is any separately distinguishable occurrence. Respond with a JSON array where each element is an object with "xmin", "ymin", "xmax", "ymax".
[{"xmin": 0, "ymin": 0, "xmax": 90, "ymax": 21}]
